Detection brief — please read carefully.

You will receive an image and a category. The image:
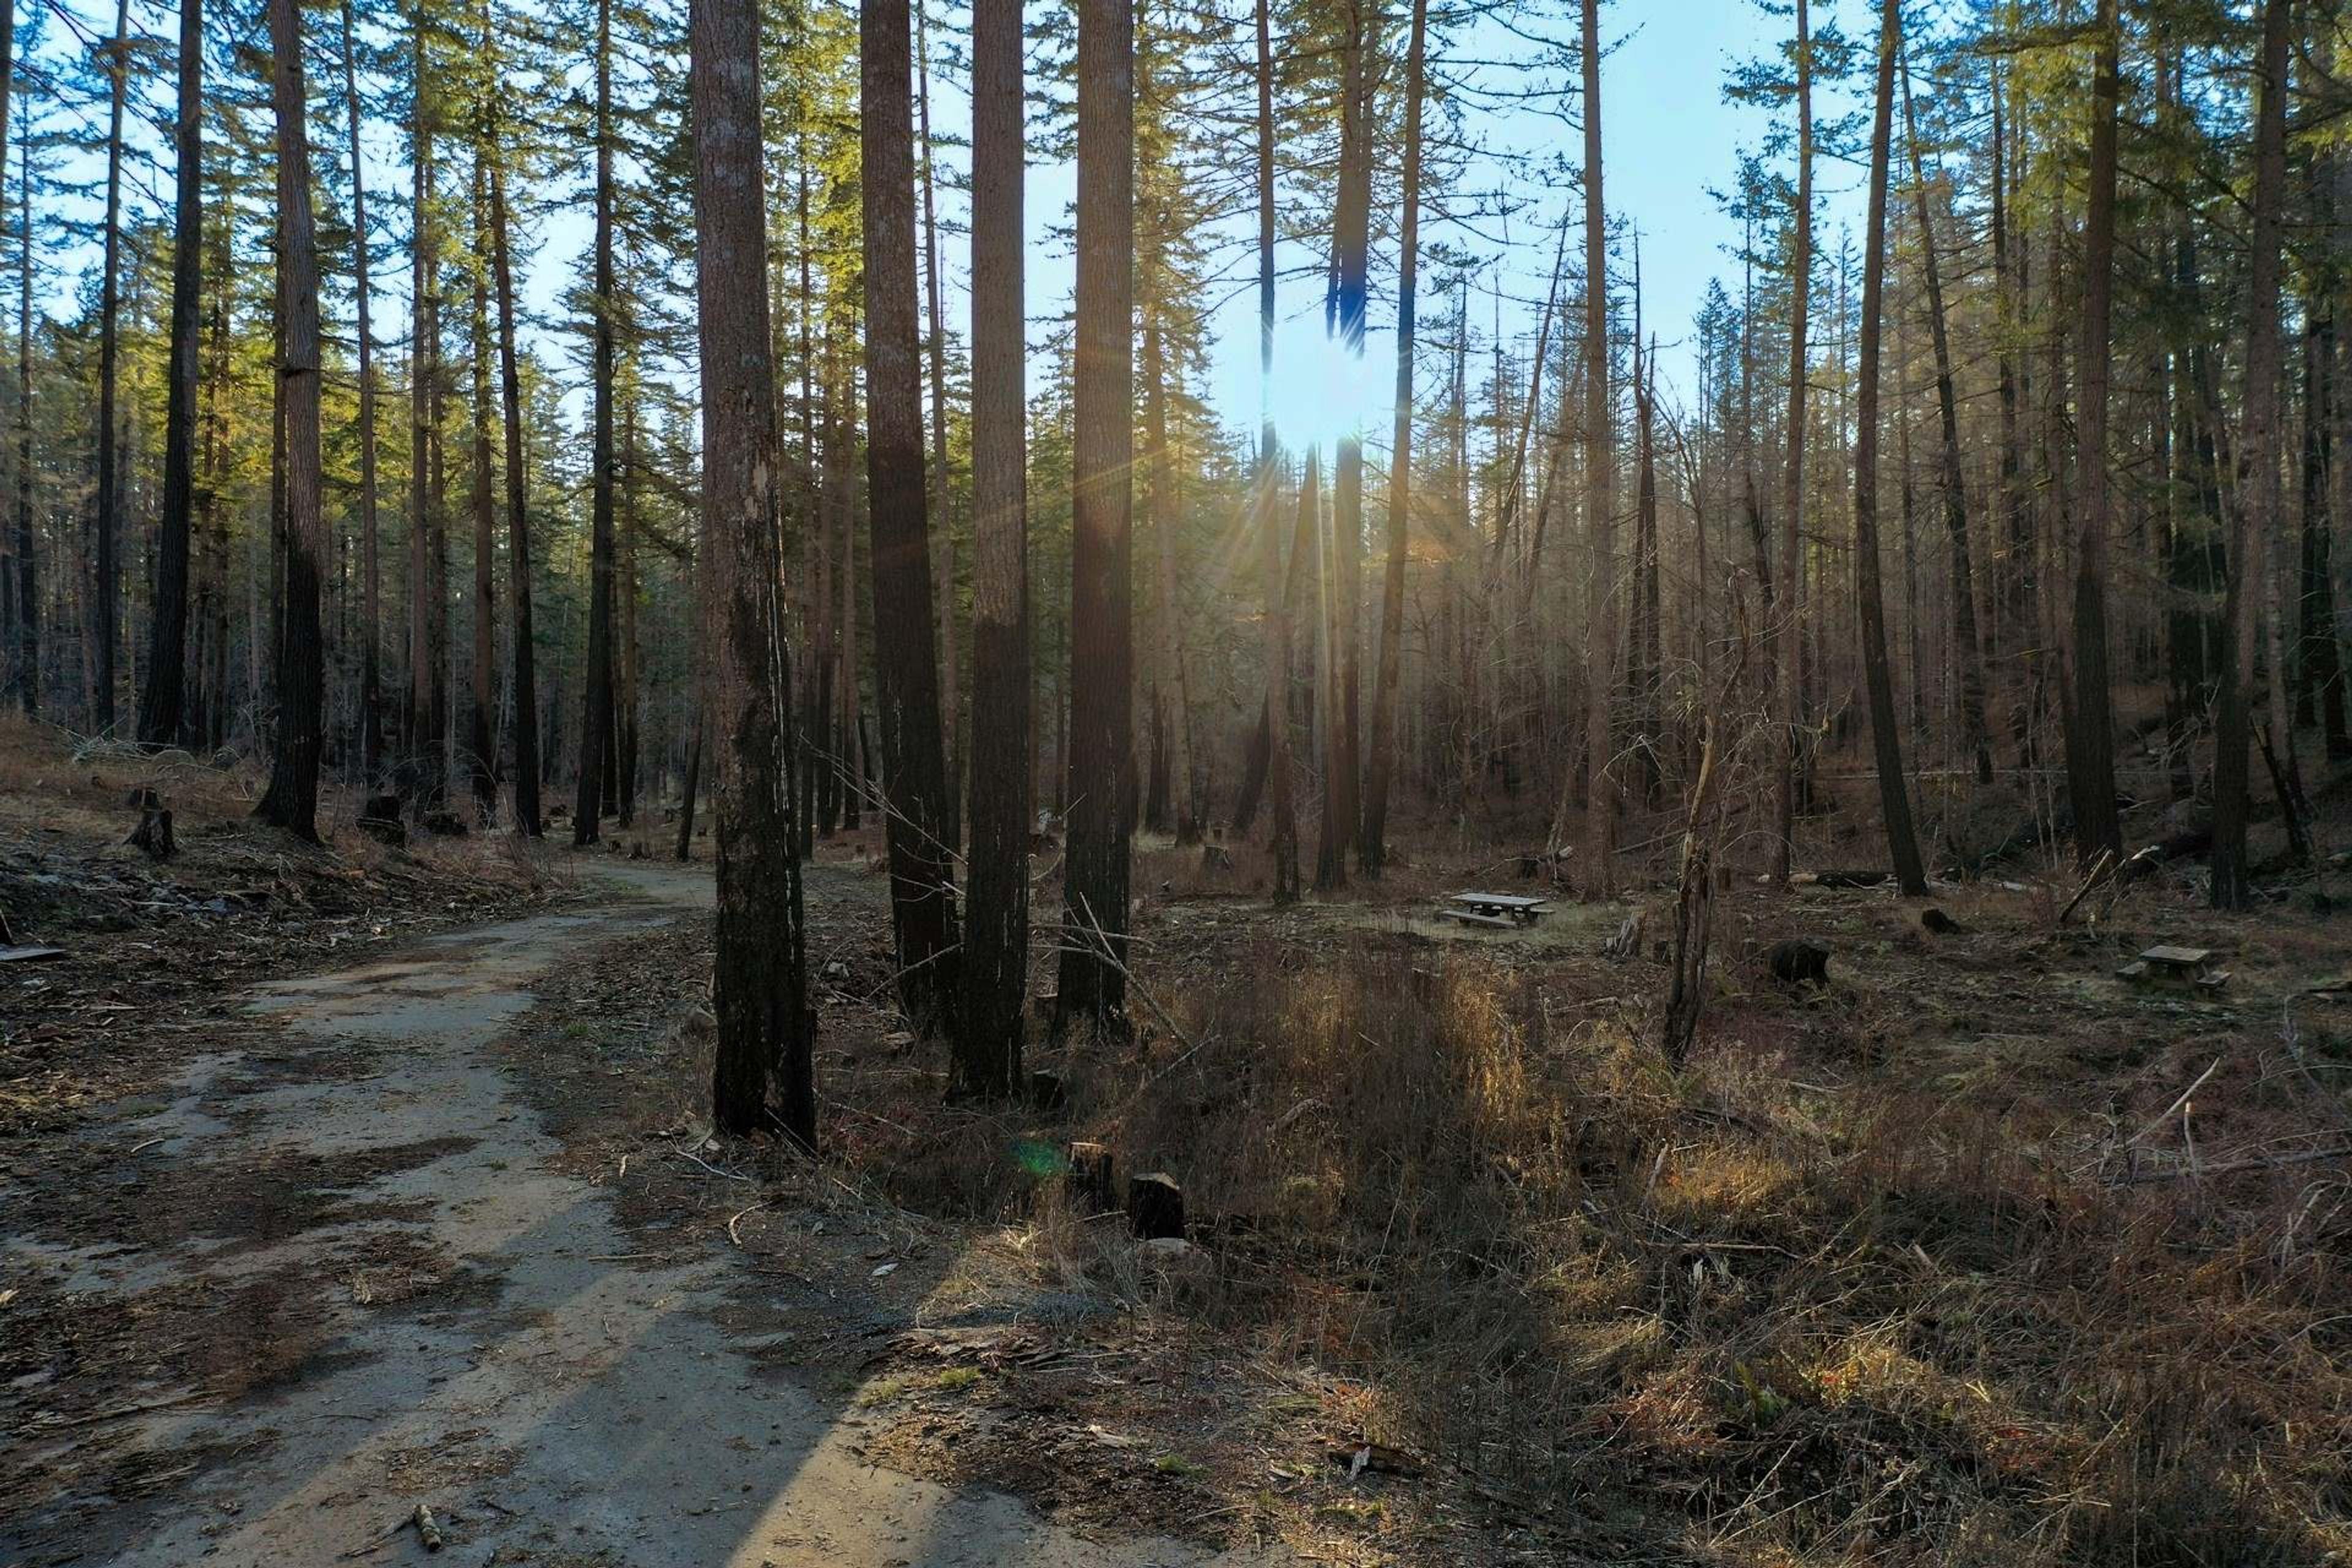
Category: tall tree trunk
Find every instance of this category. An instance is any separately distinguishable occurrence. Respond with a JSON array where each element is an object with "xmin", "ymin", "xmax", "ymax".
[
  {"xmin": 914, "ymin": 0, "xmax": 959, "ymax": 849},
  {"xmin": 257, "ymin": 0, "xmax": 325, "ymax": 839},
  {"xmin": 489, "ymin": 148, "xmax": 540, "ymax": 835},
  {"xmin": 1584, "ymin": 0, "xmax": 1616, "ymax": 892},
  {"xmin": 863, "ymin": 0, "xmax": 960, "ymax": 1031},
  {"xmin": 1855, "ymin": 0, "xmax": 1927, "ymax": 894},
  {"xmin": 1256, "ymin": 0, "xmax": 1297, "ymax": 900},
  {"xmin": 468, "ymin": 160, "xmax": 497, "ymax": 815},
  {"xmin": 575, "ymin": 0, "xmax": 618, "ymax": 846},
  {"xmin": 2066, "ymin": 0, "xmax": 2124, "ymax": 866},
  {"xmin": 92, "ymin": 0, "xmax": 129, "ymax": 731},
  {"xmin": 10, "ymin": 89, "xmax": 32, "ymax": 717},
  {"xmin": 691, "ymin": 0, "xmax": 814, "ymax": 1146},
  {"xmin": 341, "ymin": 0, "xmax": 383, "ymax": 777},
  {"xmin": 1143, "ymin": 303, "xmax": 1195, "ymax": 842},
  {"xmin": 137, "ymin": 0, "xmax": 203, "ymax": 747},
  {"xmin": 837, "ymin": 396, "xmax": 862, "ymax": 830},
  {"xmin": 2307, "ymin": 308, "xmax": 2350, "ymax": 756},
  {"xmin": 1055, "ymin": 0, "xmax": 1135, "ymax": 1036},
  {"xmin": 1360, "ymin": 0, "xmax": 1424, "ymax": 875},
  {"xmin": 409, "ymin": 1, "xmax": 443, "ymax": 804},
  {"xmin": 957, "ymin": 0, "xmax": 1027, "ymax": 1098},
  {"xmin": 1898, "ymin": 55, "xmax": 1992, "ymax": 787},
  {"xmin": 1327, "ymin": 0, "xmax": 1374, "ymax": 872},
  {"xmin": 2213, "ymin": 0, "xmax": 2290, "ymax": 907},
  {"xmin": 1990, "ymin": 62, "xmax": 2036, "ymax": 769}
]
